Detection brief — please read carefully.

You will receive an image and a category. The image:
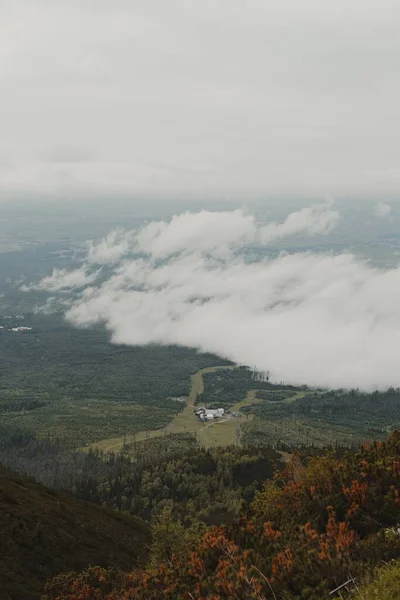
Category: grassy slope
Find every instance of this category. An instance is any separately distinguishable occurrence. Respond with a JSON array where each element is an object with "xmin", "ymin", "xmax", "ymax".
[
  {"xmin": 0, "ymin": 466, "xmax": 150, "ymax": 600},
  {"xmin": 353, "ymin": 560, "xmax": 400, "ymax": 599}
]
